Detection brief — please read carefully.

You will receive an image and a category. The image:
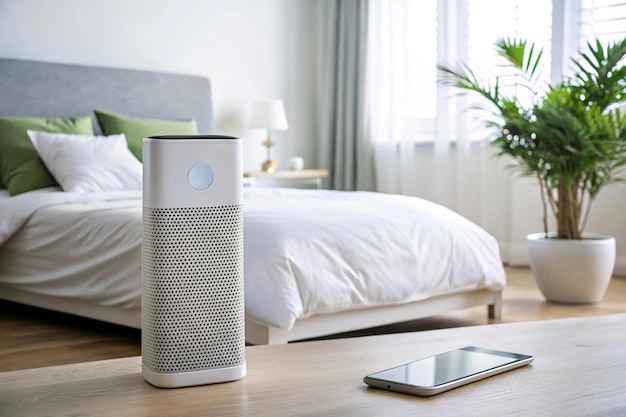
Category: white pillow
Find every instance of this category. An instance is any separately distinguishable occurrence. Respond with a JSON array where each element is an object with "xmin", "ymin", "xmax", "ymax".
[{"xmin": 27, "ymin": 130, "xmax": 142, "ymax": 193}]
